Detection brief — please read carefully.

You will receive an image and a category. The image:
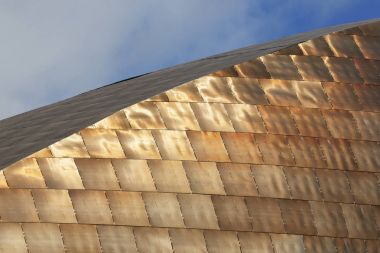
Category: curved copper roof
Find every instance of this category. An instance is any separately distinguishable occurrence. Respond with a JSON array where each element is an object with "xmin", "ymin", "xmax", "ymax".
[{"xmin": 0, "ymin": 18, "xmax": 379, "ymax": 253}]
